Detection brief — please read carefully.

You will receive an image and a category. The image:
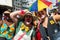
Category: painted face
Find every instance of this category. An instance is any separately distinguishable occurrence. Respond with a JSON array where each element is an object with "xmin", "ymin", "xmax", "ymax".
[
  {"xmin": 24, "ymin": 14, "xmax": 33, "ymax": 25},
  {"xmin": 38, "ymin": 10, "xmax": 46, "ymax": 19},
  {"xmin": 37, "ymin": 12, "xmax": 42, "ymax": 17}
]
